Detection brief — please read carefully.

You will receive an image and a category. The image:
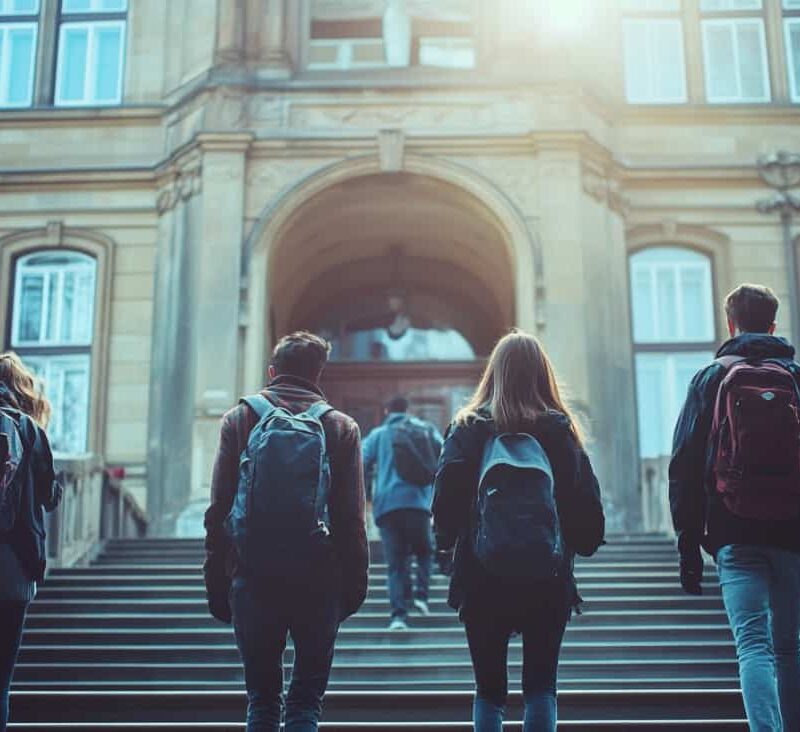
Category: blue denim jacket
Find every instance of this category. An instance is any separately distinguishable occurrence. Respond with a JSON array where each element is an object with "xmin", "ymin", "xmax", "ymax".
[{"xmin": 362, "ymin": 413, "xmax": 443, "ymax": 525}]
